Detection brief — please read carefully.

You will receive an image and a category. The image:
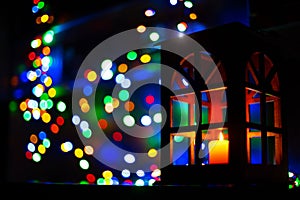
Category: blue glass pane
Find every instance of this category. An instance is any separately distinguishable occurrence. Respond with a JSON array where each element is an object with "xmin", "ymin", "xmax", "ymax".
[
  {"xmin": 249, "ymin": 103, "xmax": 260, "ymax": 124},
  {"xmin": 250, "ymin": 137, "xmax": 262, "ymax": 164},
  {"xmin": 173, "ymin": 137, "xmax": 189, "ymax": 165}
]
